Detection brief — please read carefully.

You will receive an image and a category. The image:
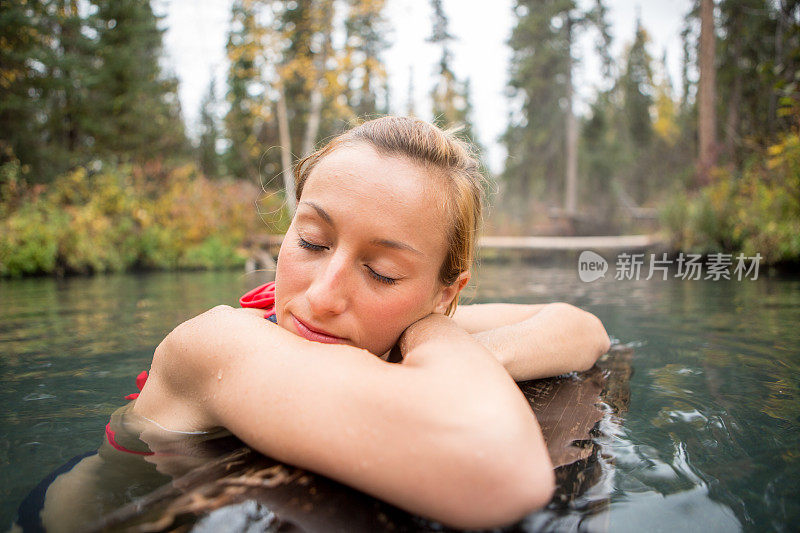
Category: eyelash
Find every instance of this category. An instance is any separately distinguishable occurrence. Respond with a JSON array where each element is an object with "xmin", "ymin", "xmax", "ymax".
[
  {"xmin": 367, "ymin": 267, "xmax": 398, "ymax": 285},
  {"xmin": 297, "ymin": 237, "xmax": 327, "ymax": 252},
  {"xmin": 297, "ymin": 238, "xmax": 398, "ymax": 285}
]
